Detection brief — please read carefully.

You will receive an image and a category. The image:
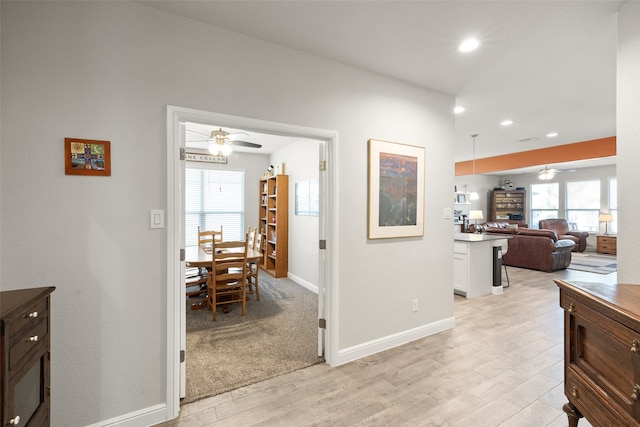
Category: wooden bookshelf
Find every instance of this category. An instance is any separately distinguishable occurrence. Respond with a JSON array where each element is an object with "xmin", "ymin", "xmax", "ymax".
[{"xmin": 259, "ymin": 175, "xmax": 288, "ymax": 277}]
